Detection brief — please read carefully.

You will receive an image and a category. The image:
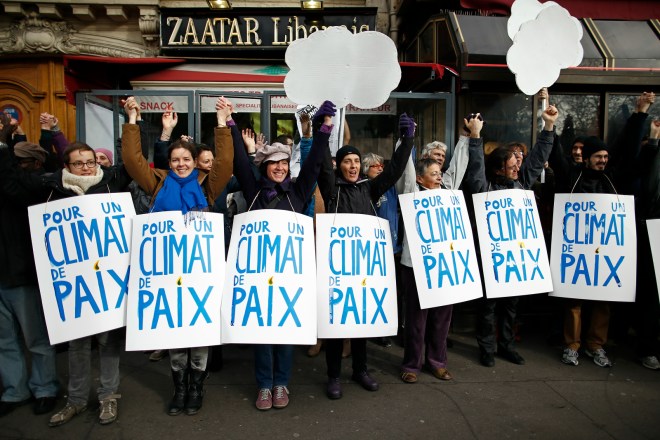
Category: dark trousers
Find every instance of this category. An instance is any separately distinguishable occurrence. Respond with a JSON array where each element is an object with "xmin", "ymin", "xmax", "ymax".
[
  {"xmin": 635, "ymin": 223, "xmax": 660, "ymax": 356},
  {"xmin": 476, "ymin": 296, "xmax": 519, "ymax": 354},
  {"xmin": 325, "ymin": 338, "xmax": 366, "ymax": 379}
]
